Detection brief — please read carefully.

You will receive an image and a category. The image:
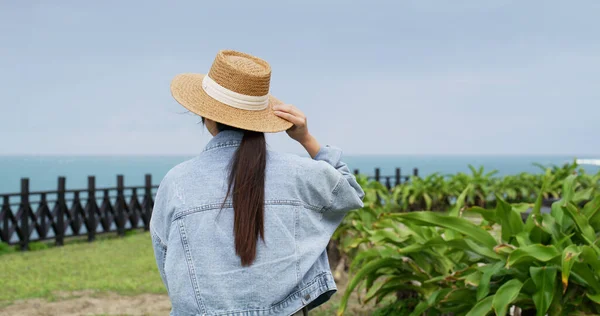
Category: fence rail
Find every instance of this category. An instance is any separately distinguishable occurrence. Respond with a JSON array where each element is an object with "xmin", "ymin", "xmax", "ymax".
[
  {"xmin": 0, "ymin": 174, "xmax": 157, "ymax": 250},
  {"xmin": 354, "ymin": 167, "xmax": 419, "ymax": 189}
]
